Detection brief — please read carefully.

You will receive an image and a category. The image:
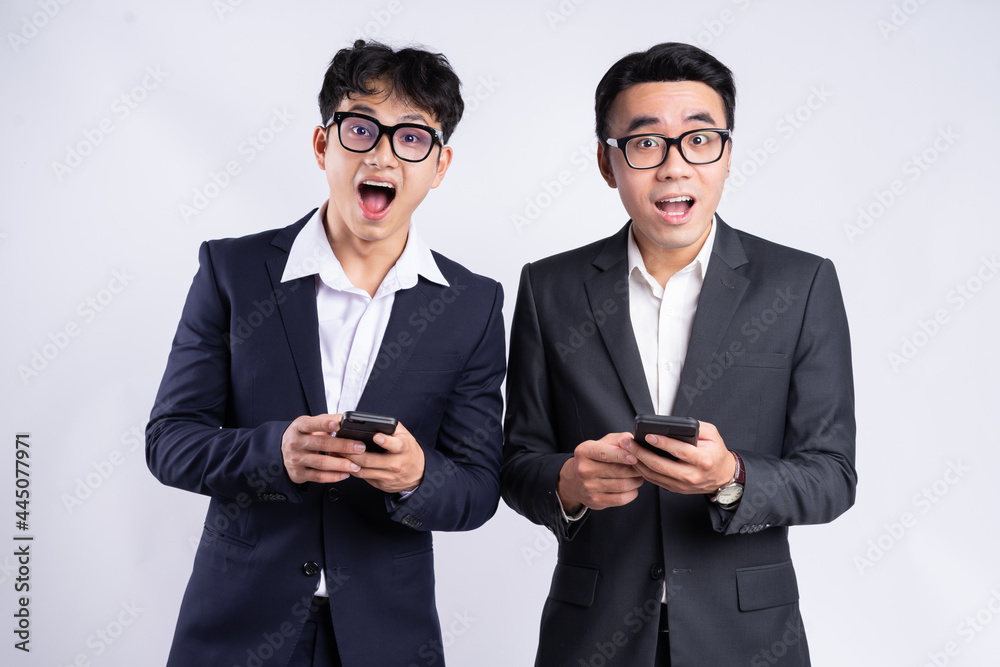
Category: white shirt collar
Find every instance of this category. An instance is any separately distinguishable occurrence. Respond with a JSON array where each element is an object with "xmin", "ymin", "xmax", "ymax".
[
  {"xmin": 627, "ymin": 215, "xmax": 717, "ymax": 289},
  {"xmin": 281, "ymin": 202, "xmax": 449, "ymax": 291}
]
